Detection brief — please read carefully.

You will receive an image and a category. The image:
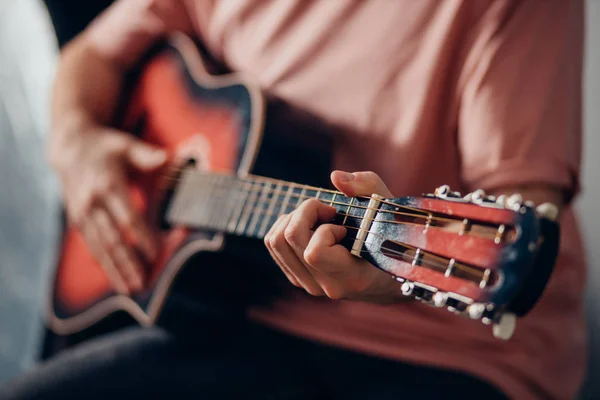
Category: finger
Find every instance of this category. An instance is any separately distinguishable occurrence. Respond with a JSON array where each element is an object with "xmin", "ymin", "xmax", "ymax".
[
  {"xmin": 304, "ymin": 224, "xmax": 365, "ymax": 299},
  {"xmin": 81, "ymin": 221, "xmax": 129, "ymax": 295},
  {"xmin": 266, "ymin": 245, "xmax": 301, "ymax": 287},
  {"xmin": 304, "ymin": 224, "xmax": 352, "ymax": 272},
  {"xmin": 265, "ymin": 215, "xmax": 300, "ymax": 287},
  {"xmin": 330, "ymin": 170, "xmax": 393, "ymax": 198},
  {"xmin": 91, "ymin": 207, "xmax": 121, "ymax": 252},
  {"xmin": 125, "ymin": 140, "xmax": 167, "ymax": 171},
  {"xmin": 112, "ymin": 244, "xmax": 145, "ymax": 292},
  {"xmin": 92, "ymin": 207, "xmax": 145, "ymax": 292},
  {"xmin": 284, "ymin": 199, "xmax": 337, "ymax": 257},
  {"xmin": 269, "ymin": 214, "xmax": 324, "ymax": 296},
  {"xmin": 269, "ymin": 214, "xmax": 316, "ymax": 291},
  {"xmin": 104, "ymin": 188, "xmax": 156, "ymax": 261}
]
